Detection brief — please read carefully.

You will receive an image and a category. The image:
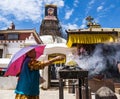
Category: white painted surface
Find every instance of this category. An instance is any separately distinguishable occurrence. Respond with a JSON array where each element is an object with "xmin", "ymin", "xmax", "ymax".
[{"xmin": 0, "ymin": 77, "xmax": 17, "ymax": 90}]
